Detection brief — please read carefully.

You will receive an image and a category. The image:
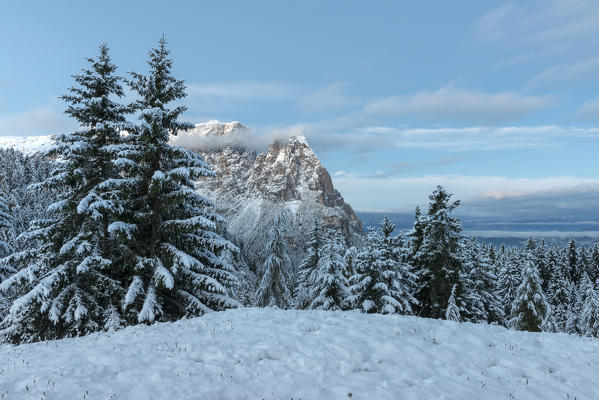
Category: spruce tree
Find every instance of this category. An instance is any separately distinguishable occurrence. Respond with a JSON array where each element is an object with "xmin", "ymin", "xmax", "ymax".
[
  {"xmin": 566, "ymin": 273, "xmax": 593, "ymax": 335},
  {"xmin": 0, "ymin": 45, "xmax": 129, "ymax": 343},
  {"xmin": 496, "ymin": 250, "xmax": 521, "ymax": 320},
  {"xmin": 577, "ymin": 246, "xmax": 591, "ymax": 283},
  {"xmin": 534, "ymin": 240, "xmax": 551, "ymax": 293},
  {"xmin": 590, "ymin": 244, "xmax": 599, "ymax": 283},
  {"xmin": 580, "ymin": 278, "xmax": 599, "ymax": 337},
  {"xmin": 461, "ymin": 238, "xmax": 504, "ymax": 324},
  {"xmin": 0, "ymin": 190, "xmax": 14, "ymax": 260},
  {"xmin": 547, "ymin": 246, "xmax": 572, "ymax": 331},
  {"xmin": 509, "ymin": 259, "xmax": 551, "ymax": 332},
  {"xmin": 343, "ymin": 246, "xmax": 358, "ymax": 280},
  {"xmin": 120, "ymin": 37, "xmax": 238, "ymax": 323},
  {"xmin": 413, "ymin": 186, "xmax": 463, "ymax": 319},
  {"xmin": 567, "ymin": 238, "xmax": 579, "ymax": 285},
  {"xmin": 0, "ymin": 191, "xmax": 15, "ymax": 317},
  {"xmin": 255, "ymin": 211, "xmax": 292, "ymax": 308},
  {"xmin": 308, "ymin": 230, "xmax": 348, "ymax": 311},
  {"xmin": 294, "ymin": 219, "xmax": 322, "ymax": 309},
  {"xmin": 348, "ymin": 224, "xmax": 416, "ymax": 314},
  {"xmin": 445, "ymin": 284, "xmax": 460, "ymax": 322}
]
